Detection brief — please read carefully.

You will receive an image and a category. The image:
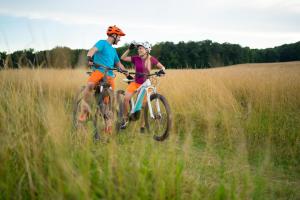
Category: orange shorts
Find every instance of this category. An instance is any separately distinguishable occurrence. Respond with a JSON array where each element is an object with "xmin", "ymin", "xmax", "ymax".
[
  {"xmin": 88, "ymin": 70, "xmax": 115, "ymax": 90},
  {"xmin": 126, "ymin": 82, "xmax": 142, "ymax": 94}
]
